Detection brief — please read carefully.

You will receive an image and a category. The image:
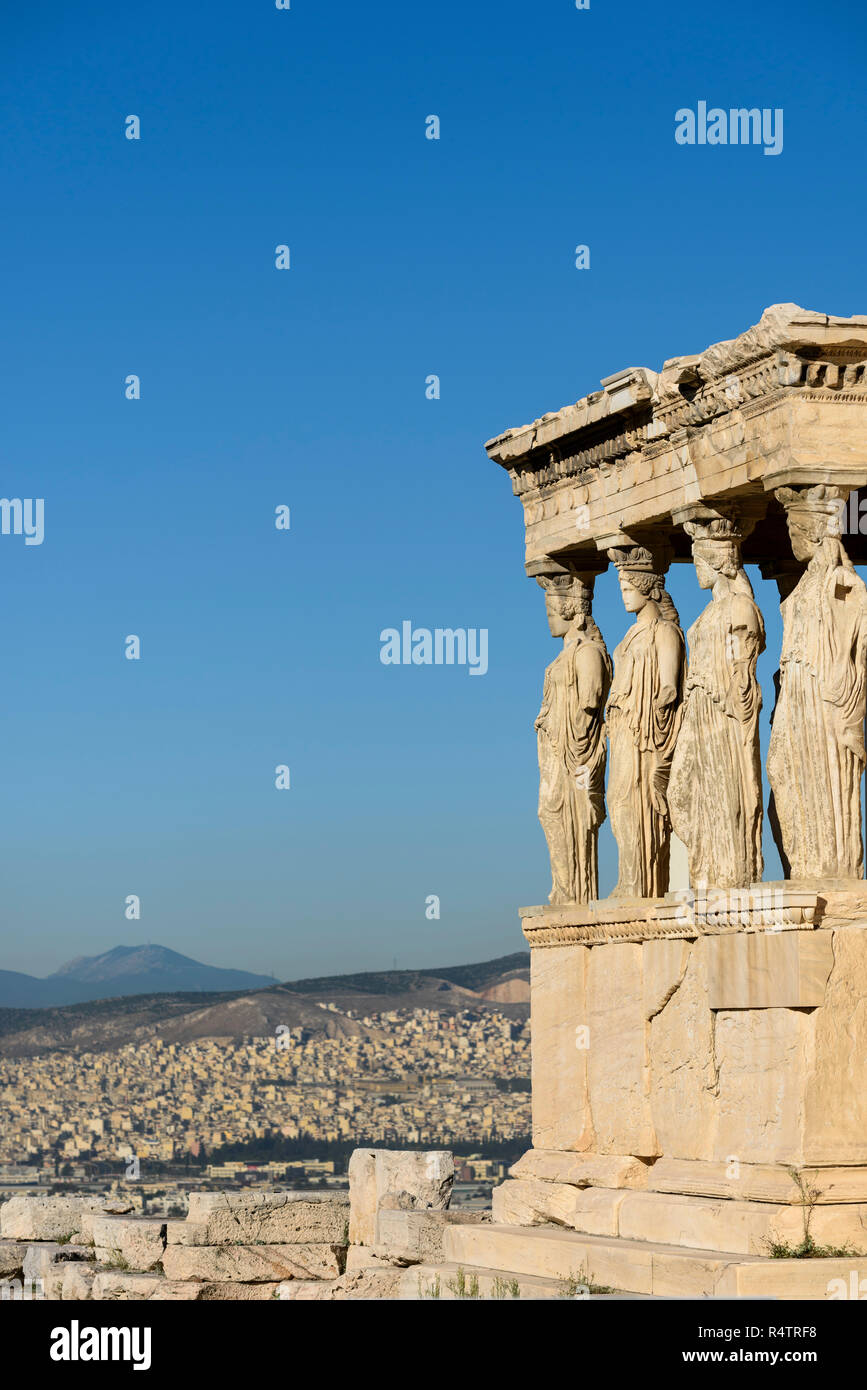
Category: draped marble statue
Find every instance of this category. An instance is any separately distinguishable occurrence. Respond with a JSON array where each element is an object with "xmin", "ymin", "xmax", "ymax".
[
  {"xmin": 535, "ymin": 566, "xmax": 612, "ymax": 903},
  {"xmin": 606, "ymin": 546, "xmax": 685, "ymax": 898},
  {"xmin": 767, "ymin": 484, "xmax": 867, "ymax": 879},
  {"xmin": 668, "ymin": 515, "xmax": 765, "ymax": 889}
]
